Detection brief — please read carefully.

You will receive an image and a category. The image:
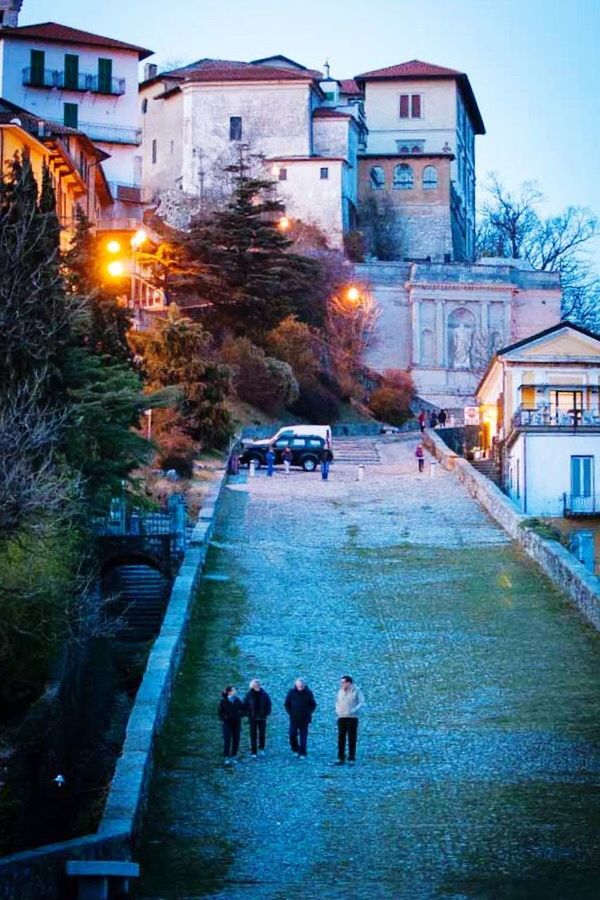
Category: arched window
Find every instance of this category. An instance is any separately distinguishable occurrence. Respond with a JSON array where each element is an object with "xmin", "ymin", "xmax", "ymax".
[
  {"xmin": 393, "ymin": 164, "xmax": 413, "ymax": 190},
  {"xmin": 370, "ymin": 166, "xmax": 385, "ymax": 190},
  {"xmin": 423, "ymin": 165, "xmax": 438, "ymax": 190}
]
